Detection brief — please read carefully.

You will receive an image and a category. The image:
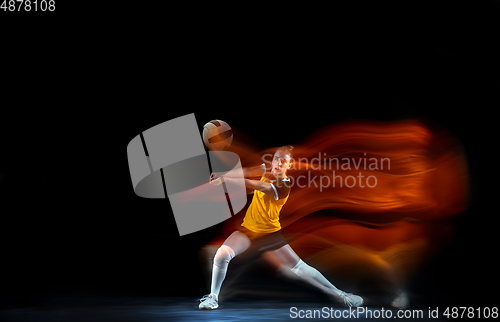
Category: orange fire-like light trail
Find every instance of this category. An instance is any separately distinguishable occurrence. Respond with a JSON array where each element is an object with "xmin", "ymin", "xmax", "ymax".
[{"xmin": 204, "ymin": 120, "xmax": 469, "ymax": 301}]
